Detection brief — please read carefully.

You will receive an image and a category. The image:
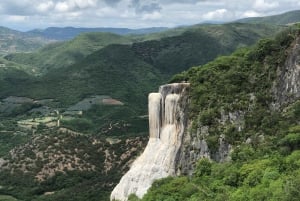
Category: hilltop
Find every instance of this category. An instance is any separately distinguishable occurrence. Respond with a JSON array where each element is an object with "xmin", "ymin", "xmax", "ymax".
[
  {"xmin": 0, "ymin": 26, "xmax": 52, "ymax": 55},
  {"xmin": 27, "ymin": 27, "xmax": 168, "ymax": 40},
  {"xmin": 237, "ymin": 10, "xmax": 300, "ymax": 25},
  {"xmin": 4, "ymin": 32, "xmax": 134, "ymax": 75}
]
